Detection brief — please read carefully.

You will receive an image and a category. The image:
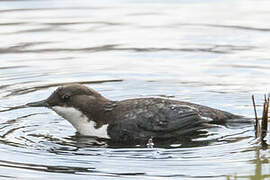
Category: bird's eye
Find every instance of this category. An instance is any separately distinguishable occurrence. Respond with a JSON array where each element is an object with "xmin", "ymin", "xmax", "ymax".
[{"xmin": 62, "ymin": 94, "xmax": 70, "ymax": 101}]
